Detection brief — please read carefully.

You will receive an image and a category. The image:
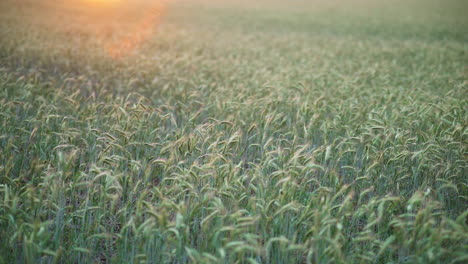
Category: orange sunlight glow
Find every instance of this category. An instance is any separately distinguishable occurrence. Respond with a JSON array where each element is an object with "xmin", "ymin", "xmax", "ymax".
[
  {"xmin": 107, "ymin": 1, "xmax": 165, "ymax": 59},
  {"xmin": 78, "ymin": 0, "xmax": 166, "ymax": 58},
  {"xmin": 82, "ymin": 0, "xmax": 123, "ymax": 5}
]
